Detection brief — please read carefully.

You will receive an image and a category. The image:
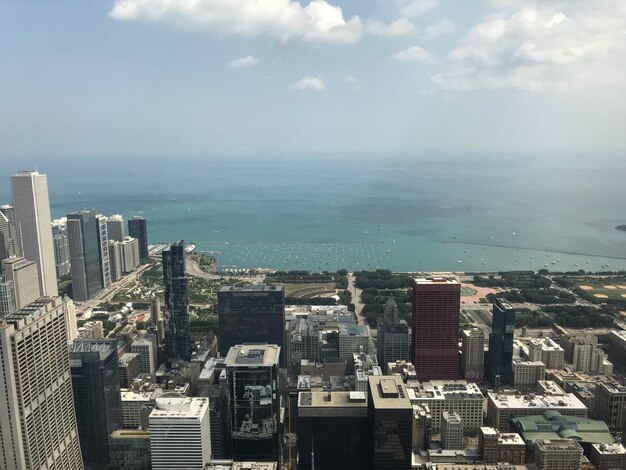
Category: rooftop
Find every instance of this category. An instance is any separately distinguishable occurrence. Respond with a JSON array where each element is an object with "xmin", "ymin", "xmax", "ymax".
[
  {"xmin": 219, "ymin": 284, "xmax": 283, "ymax": 293},
  {"xmin": 224, "ymin": 344, "xmax": 280, "ymax": 367},
  {"xmin": 535, "ymin": 439, "xmax": 582, "ymax": 452},
  {"xmin": 2, "ymin": 297, "xmax": 60, "ymax": 329},
  {"xmin": 151, "ymin": 397, "xmax": 209, "ymax": 418},
  {"xmin": 408, "ymin": 380, "xmax": 483, "ymax": 401},
  {"xmin": 512, "ymin": 411, "xmax": 613, "ymax": 445},
  {"xmin": 591, "ymin": 443, "xmax": 626, "ymax": 455},
  {"xmin": 412, "ymin": 277, "xmax": 460, "ymax": 285},
  {"xmin": 298, "ymin": 391, "xmax": 367, "ymax": 408},
  {"xmin": 369, "ymin": 375, "xmax": 412, "ymax": 410},
  {"xmin": 110, "ymin": 429, "xmax": 150, "ymax": 440},
  {"xmin": 338, "ymin": 324, "xmax": 368, "ymax": 336},
  {"xmin": 488, "ymin": 388, "xmax": 586, "ymax": 411}
]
